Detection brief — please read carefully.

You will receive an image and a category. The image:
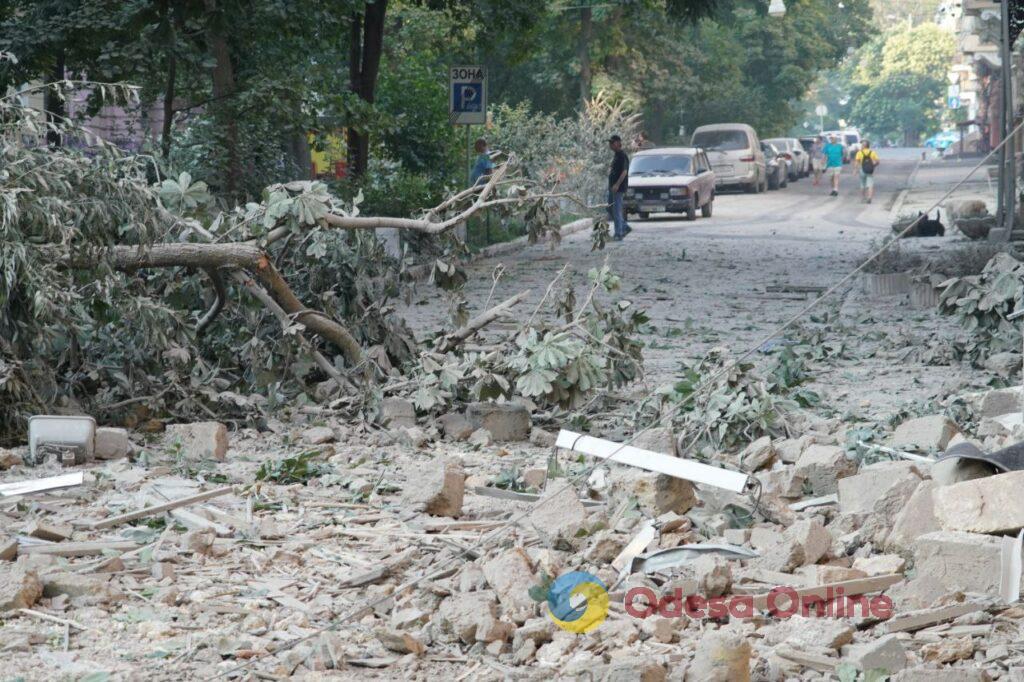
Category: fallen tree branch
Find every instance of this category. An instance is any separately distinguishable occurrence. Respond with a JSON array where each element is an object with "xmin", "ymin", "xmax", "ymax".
[
  {"xmin": 54, "ymin": 242, "xmax": 364, "ymax": 368},
  {"xmin": 434, "ymin": 290, "xmax": 530, "ymax": 353}
]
